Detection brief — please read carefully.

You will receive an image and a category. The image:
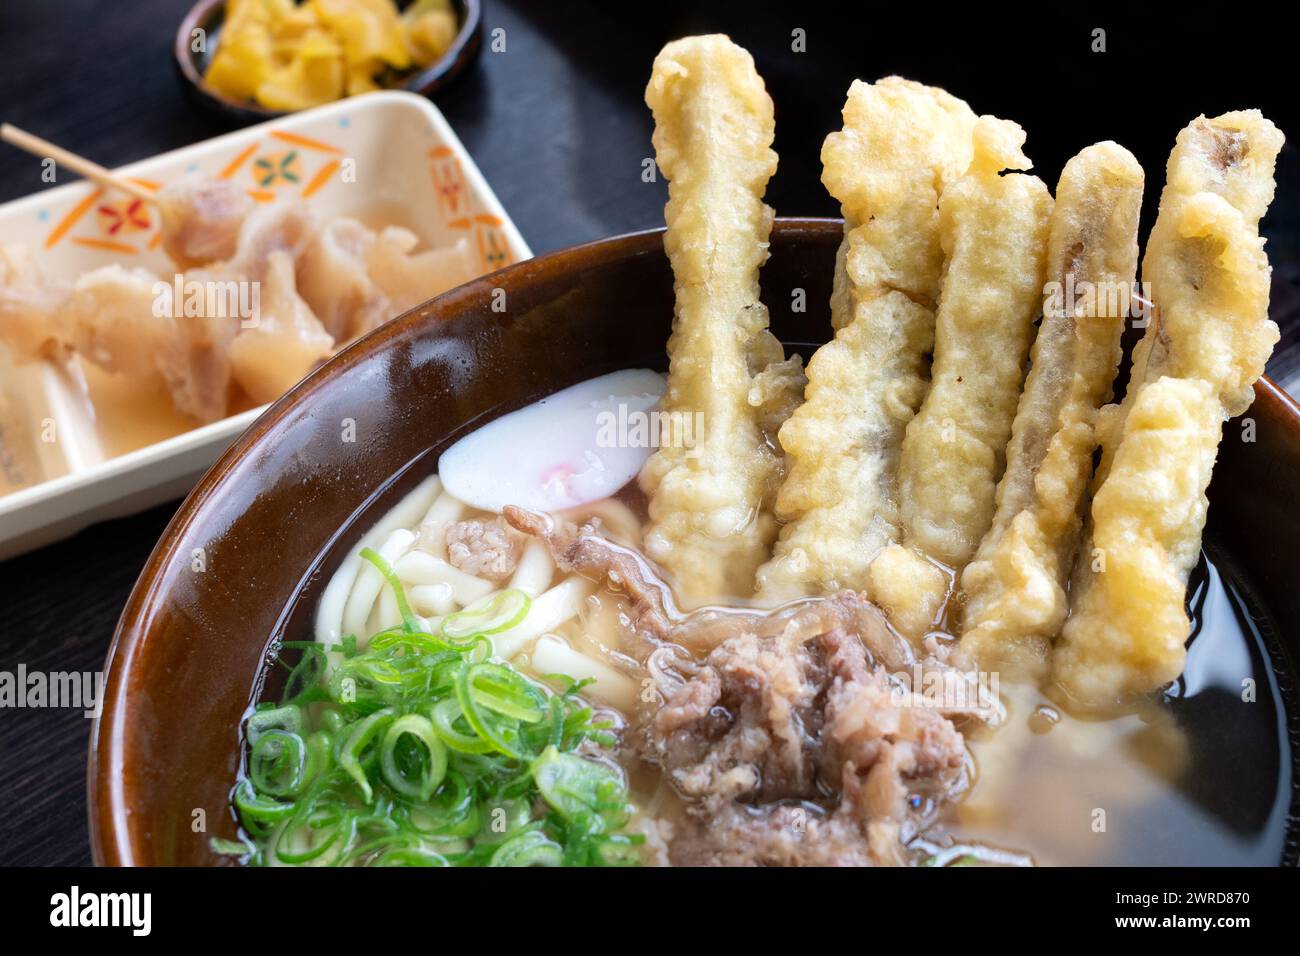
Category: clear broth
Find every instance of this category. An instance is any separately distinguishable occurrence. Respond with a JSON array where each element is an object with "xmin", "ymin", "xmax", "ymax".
[
  {"xmin": 258, "ymin": 473, "xmax": 1296, "ymax": 866},
  {"xmin": 952, "ymin": 544, "xmax": 1294, "ymax": 865}
]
